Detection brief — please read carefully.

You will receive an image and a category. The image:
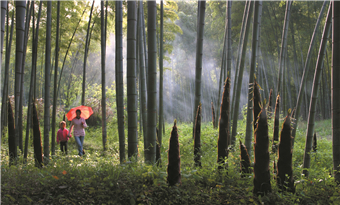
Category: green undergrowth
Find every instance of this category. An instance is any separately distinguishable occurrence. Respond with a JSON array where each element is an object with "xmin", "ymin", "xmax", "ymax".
[{"xmin": 1, "ymin": 118, "xmax": 339, "ymax": 205}]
